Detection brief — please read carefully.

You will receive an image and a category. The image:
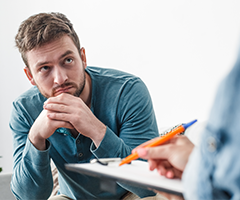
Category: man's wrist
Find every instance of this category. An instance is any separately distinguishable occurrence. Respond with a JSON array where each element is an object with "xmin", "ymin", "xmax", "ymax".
[
  {"xmin": 28, "ymin": 133, "xmax": 46, "ymax": 151},
  {"xmin": 92, "ymin": 124, "xmax": 107, "ymax": 148}
]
